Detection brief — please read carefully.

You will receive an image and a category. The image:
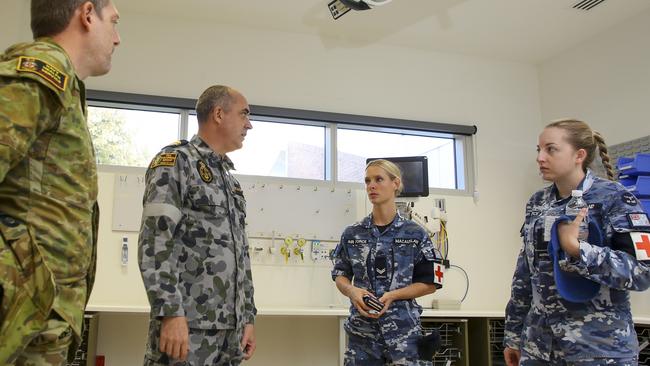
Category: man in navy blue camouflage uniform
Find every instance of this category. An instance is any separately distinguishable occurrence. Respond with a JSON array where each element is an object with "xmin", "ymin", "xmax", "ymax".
[
  {"xmin": 332, "ymin": 159, "xmax": 441, "ymax": 365},
  {"xmin": 504, "ymin": 119, "xmax": 650, "ymax": 366}
]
